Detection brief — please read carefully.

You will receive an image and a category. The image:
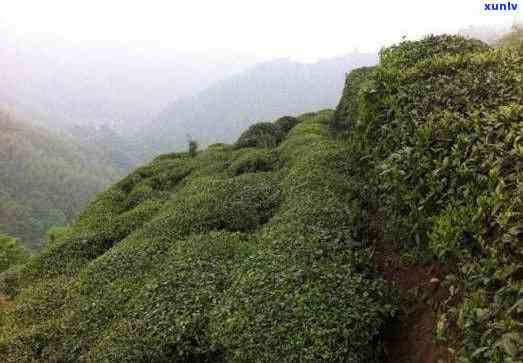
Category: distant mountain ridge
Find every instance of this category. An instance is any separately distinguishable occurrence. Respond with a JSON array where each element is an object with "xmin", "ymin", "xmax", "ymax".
[
  {"xmin": 141, "ymin": 52, "xmax": 377, "ymax": 155},
  {"xmin": 0, "ymin": 31, "xmax": 258, "ymax": 133}
]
